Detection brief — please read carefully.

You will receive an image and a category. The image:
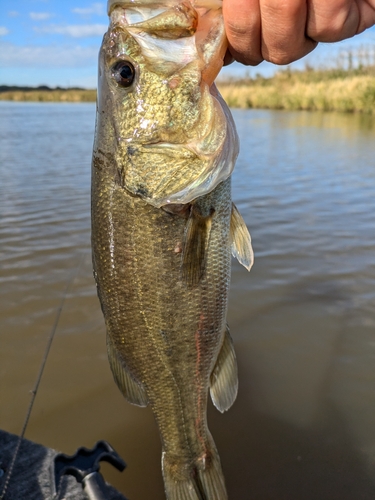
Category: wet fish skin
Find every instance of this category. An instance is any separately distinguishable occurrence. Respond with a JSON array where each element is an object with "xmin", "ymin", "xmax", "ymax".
[
  {"xmin": 93, "ymin": 89, "xmax": 227, "ymax": 493},
  {"xmin": 92, "ymin": 1, "xmax": 253, "ymax": 498},
  {"xmin": 92, "ymin": 156, "xmax": 231, "ymax": 497},
  {"xmin": 96, "ymin": 1, "xmax": 237, "ymax": 208}
]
